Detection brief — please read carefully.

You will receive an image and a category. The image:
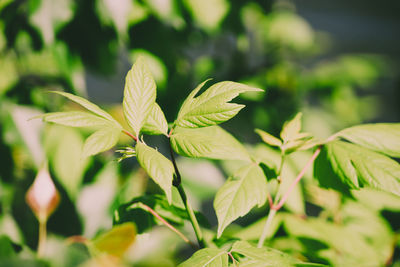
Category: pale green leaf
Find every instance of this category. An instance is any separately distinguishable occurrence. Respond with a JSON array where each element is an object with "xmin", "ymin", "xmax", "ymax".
[
  {"xmin": 49, "ymin": 91, "xmax": 121, "ymax": 127},
  {"xmin": 170, "ymin": 126, "xmax": 251, "ymax": 161},
  {"xmin": 178, "ymin": 248, "xmax": 228, "ymax": 267},
  {"xmin": 319, "ymin": 141, "xmax": 400, "ymax": 196},
  {"xmin": 135, "ymin": 142, "xmax": 174, "ymax": 203},
  {"xmin": 255, "ymin": 129, "xmax": 282, "ymax": 147},
  {"xmin": 176, "ymin": 81, "xmax": 263, "ymax": 128},
  {"xmin": 92, "ymin": 222, "xmax": 136, "ymax": 258},
  {"xmin": 123, "ymin": 57, "xmax": 157, "ymax": 136},
  {"xmin": 214, "ymin": 164, "xmax": 268, "ymax": 237},
  {"xmin": 337, "ymin": 123, "xmax": 400, "ymax": 158},
  {"xmin": 280, "ymin": 113, "xmax": 302, "ymax": 142},
  {"xmin": 141, "ymin": 103, "xmax": 168, "ymax": 136},
  {"xmin": 39, "ymin": 111, "xmax": 112, "ymax": 128},
  {"xmin": 231, "ymin": 241, "xmax": 311, "ymax": 267},
  {"xmin": 82, "ymin": 127, "xmax": 121, "ymax": 158}
]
